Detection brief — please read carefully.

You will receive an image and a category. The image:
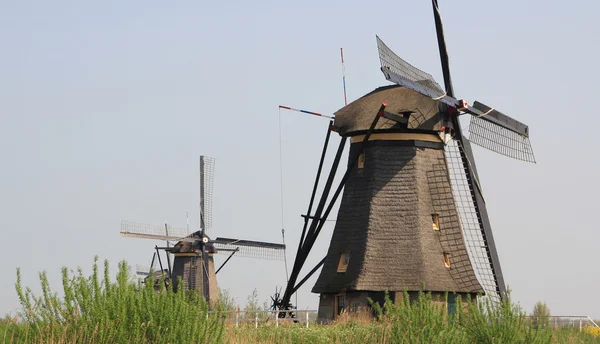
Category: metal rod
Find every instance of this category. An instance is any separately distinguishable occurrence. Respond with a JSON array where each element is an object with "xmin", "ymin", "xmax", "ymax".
[
  {"xmin": 216, "ymin": 248, "xmax": 238, "ymax": 274},
  {"xmin": 341, "ymin": 48, "xmax": 348, "ymax": 105},
  {"xmin": 165, "ymin": 250, "xmax": 172, "ymax": 279},
  {"xmin": 155, "ymin": 246, "xmax": 168, "ymax": 289},
  {"xmin": 292, "ymin": 257, "xmax": 325, "ymax": 294},
  {"xmin": 280, "ymin": 103, "xmax": 386, "ymax": 310},
  {"xmin": 164, "ymin": 223, "xmax": 172, "ymax": 278},
  {"xmin": 278, "ymin": 106, "xmax": 335, "ymax": 120},
  {"xmin": 432, "ymin": 0, "xmax": 454, "ymax": 98},
  {"xmin": 165, "ymin": 223, "xmax": 170, "ymax": 248},
  {"xmin": 296, "ymin": 123, "xmax": 333, "ymax": 260},
  {"xmin": 309, "ymin": 105, "xmax": 385, "ymax": 242},
  {"xmin": 280, "ymin": 135, "xmax": 347, "ymax": 309},
  {"xmin": 149, "ymin": 252, "xmax": 156, "ymax": 272},
  {"xmin": 281, "ymin": 229, "xmax": 290, "ymax": 283}
]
